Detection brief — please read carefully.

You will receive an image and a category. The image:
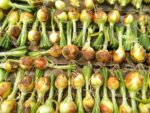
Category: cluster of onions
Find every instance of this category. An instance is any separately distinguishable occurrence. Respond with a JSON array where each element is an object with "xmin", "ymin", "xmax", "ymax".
[
  {"xmin": 0, "ymin": 10, "xmax": 19, "ymax": 49},
  {"xmin": 23, "ymin": 69, "xmax": 43, "ymax": 113},
  {"xmin": 93, "ymin": 10, "xmax": 107, "ymax": 50},
  {"xmin": 125, "ymin": 71, "xmax": 143, "ymax": 113},
  {"xmin": 107, "ymin": 72, "xmax": 119, "ymax": 113},
  {"xmin": 59, "ymin": 68, "xmax": 77, "ymax": 113},
  {"xmin": 37, "ymin": 8, "xmax": 51, "ymax": 48},
  {"xmin": 91, "ymin": 72, "xmax": 103, "ymax": 113},
  {"xmin": 0, "ymin": 68, "xmax": 25, "ymax": 113},
  {"xmin": 115, "ymin": 70, "xmax": 132, "ymax": 113},
  {"xmin": 82, "ymin": 63, "xmax": 94, "ymax": 112},
  {"xmin": 72, "ymin": 72, "xmax": 85, "ymax": 113},
  {"xmin": 17, "ymin": 12, "xmax": 34, "ymax": 46},
  {"xmin": 108, "ymin": 10, "xmax": 120, "ymax": 49},
  {"xmin": 100, "ymin": 67, "xmax": 113, "ymax": 113}
]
